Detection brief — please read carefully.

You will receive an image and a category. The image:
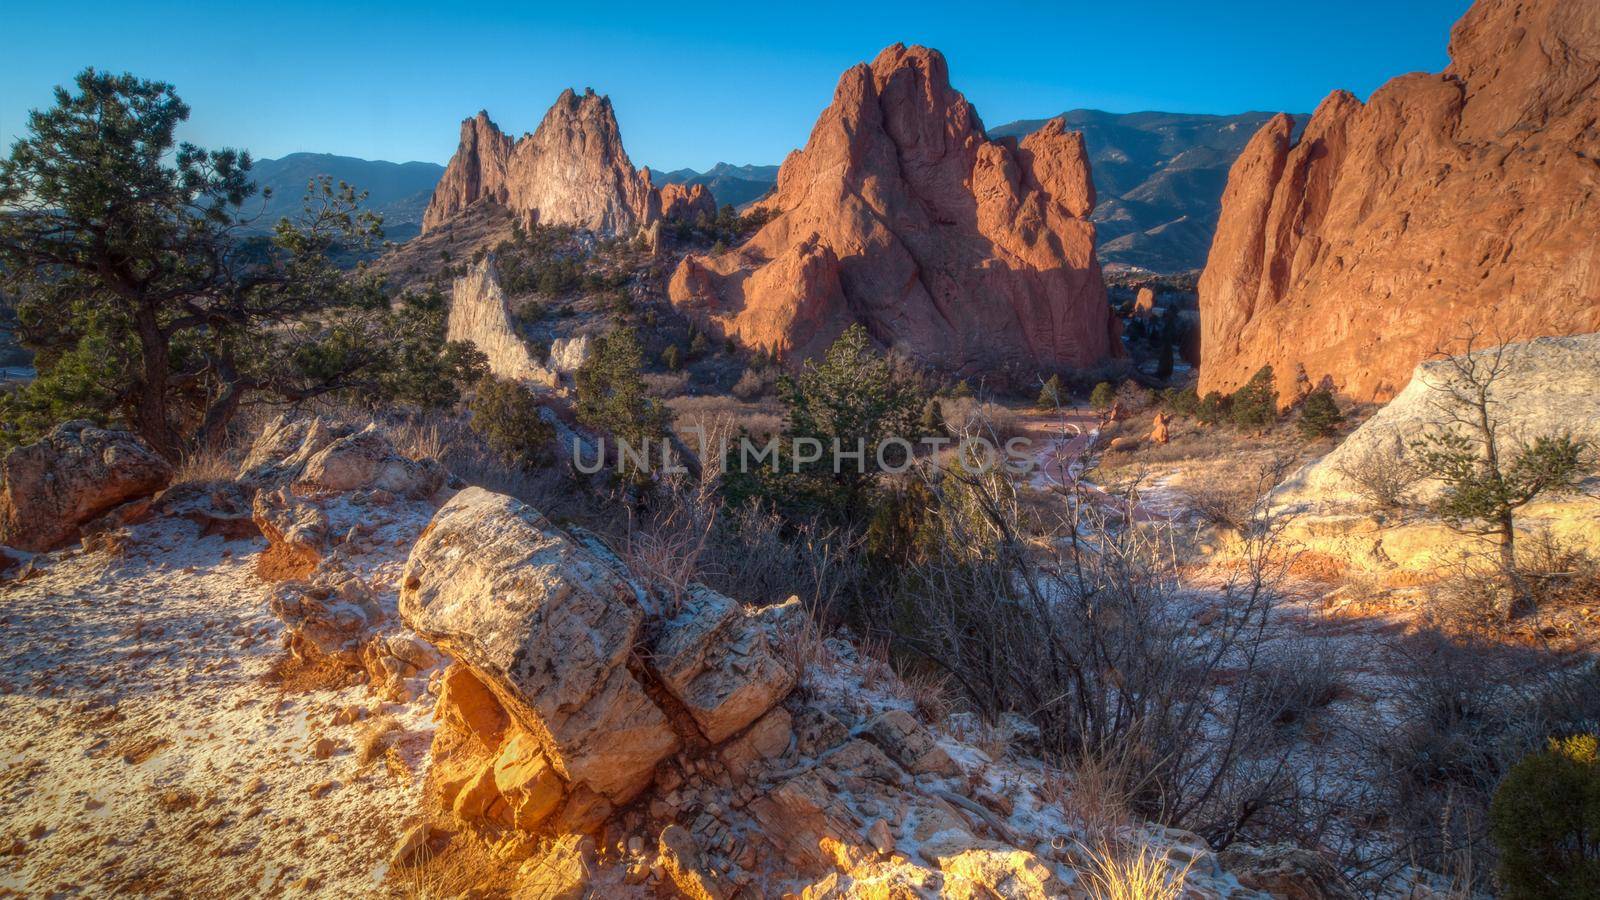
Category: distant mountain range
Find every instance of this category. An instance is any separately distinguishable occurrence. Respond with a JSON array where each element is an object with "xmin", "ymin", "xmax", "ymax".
[
  {"xmin": 649, "ymin": 162, "xmax": 780, "ymax": 209},
  {"xmin": 244, "ymin": 153, "xmax": 445, "ymax": 243},
  {"xmin": 991, "ymin": 110, "xmax": 1306, "ymax": 272},
  {"xmin": 258, "ymin": 109, "xmax": 1303, "ymax": 271}
]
